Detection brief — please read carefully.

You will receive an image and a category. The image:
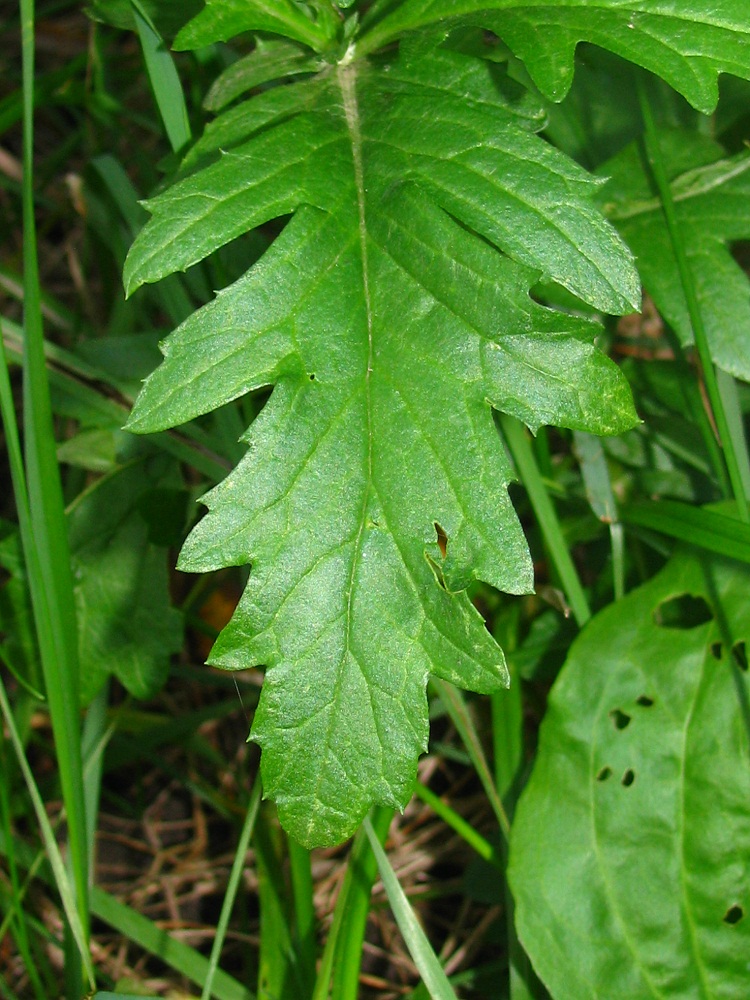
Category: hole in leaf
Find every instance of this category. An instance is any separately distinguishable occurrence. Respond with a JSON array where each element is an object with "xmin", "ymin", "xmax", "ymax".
[
  {"xmin": 711, "ymin": 642, "xmax": 723, "ymax": 660},
  {"xmin": 434, "ymin": 522, "xmax": 448, "ymax": 559},
  {"xmin": 596, "ymin": 766, "xmax": 612, "ymax": 782},
  {"xmin": 732, "ymin": 641, "xmax": 748, "ymax": 672},
  {"xmin": 636, "ymin": 695, "xmax": 654, "ymax": 707},
  {"xmin": 308, "ymin": 372, "xmax": 316, "ymax": 380},
  {"xmin": 621, "ymin": 769, "xmax": 635, "ymax": 787},
  {"xmin": 724, "ymin": 904, "xmax": 744, "ymax": 925},
  {"xmin": 609, "ymin": 709, "xmax": 631, "ymax": 730},
  {"xmin": 653, "ymin": 594, "xmax": 713, "ymax": 629}
]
